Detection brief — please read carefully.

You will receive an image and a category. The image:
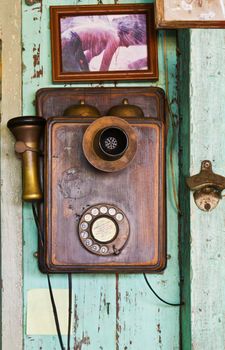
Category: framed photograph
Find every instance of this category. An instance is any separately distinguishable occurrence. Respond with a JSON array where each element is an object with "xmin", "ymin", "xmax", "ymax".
[
  {"xmin": 50, "ymin": 4, "xmax": 158, "ymax": 83},
  {"xmin": 155, "ymin": 0, "xmax": 225, "ymax": 28}
]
